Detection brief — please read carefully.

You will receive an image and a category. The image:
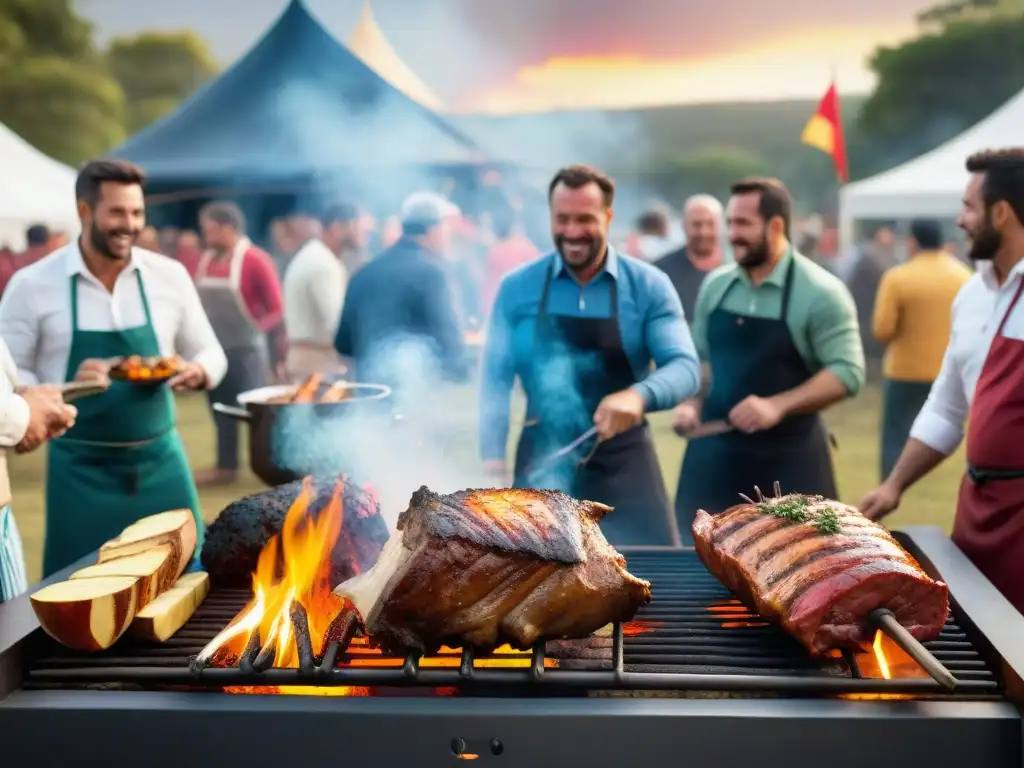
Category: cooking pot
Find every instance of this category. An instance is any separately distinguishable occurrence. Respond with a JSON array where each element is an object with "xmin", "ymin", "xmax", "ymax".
[{"xmin": 212, "ymin": 382, "xmax": 393, "ymax": 487}]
